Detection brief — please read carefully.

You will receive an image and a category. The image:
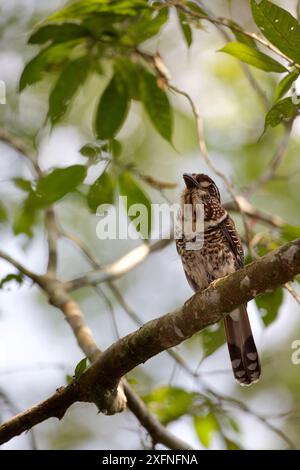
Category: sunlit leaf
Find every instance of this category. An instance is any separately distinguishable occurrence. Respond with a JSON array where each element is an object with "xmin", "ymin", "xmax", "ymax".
[
  {"xmin": 118, "ymin": 171, "xmax": 152, "ymax": 239},
  {"xmin": 26, "ymin": 165, "xmax": 87, "ymax": 209},
  {"xmin": 194, "ymin": 413, "xmax": 219, "ymax": 448},
  {"xmin": 94, "ymin": 75, "xmax": 129, "ymax": 139},
  {"xmin": 49, "ymin": 56, "xmax": 90, "ymax": 124},
  {"xmin": 225, "ymin": 438, "xmax": 241, "ymax": 450},
  {"xmin": 87, "ymin": 172, "xmax": 115, "ymax": 212},
  {"xmin": 48, "ymin": 0, "xmax": 149, "ymax": 22},
  {"xmin": 74, "ymin": 357, "xmax": 88, "ymax": 379},
  {"xmin": 139, "ymin": 68, "xmax": 173, "ymax": 142},
  {"xmin": 143, "ymin": 386, "xmax": 195, "ymax": 425},
  {"xmin": 29, "ymin": 23, "xmax": 90, "ymax": 44},
  {"xmin": 220, "ymin": 42, "xmax": 287, "ymax": 73},
  {"xmin": 281, "ymin": 224, "xmax": 300, "ymax": 242},
  {"xmin": 251, "ymin": 0, "xmax": 300, "ymax": 65},
  {"xmin": 255, "ymin": 288, "xmax": 283, "ymax": 326},
  {"xmin": 274, "ymin": 71, "xmax": 299, "ymax": 101}
]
